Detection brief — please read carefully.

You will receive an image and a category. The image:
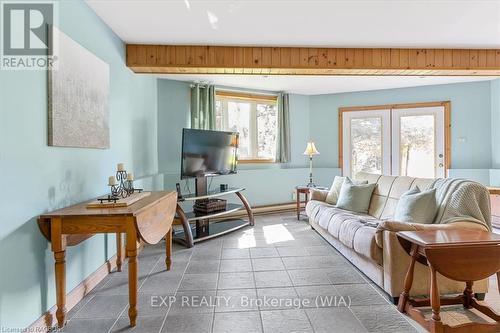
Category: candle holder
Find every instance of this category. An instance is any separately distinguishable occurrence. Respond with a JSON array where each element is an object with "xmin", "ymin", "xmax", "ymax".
[{"xmin": 100, "ymin": 169, "xmax": 143, "ymax": 204}]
